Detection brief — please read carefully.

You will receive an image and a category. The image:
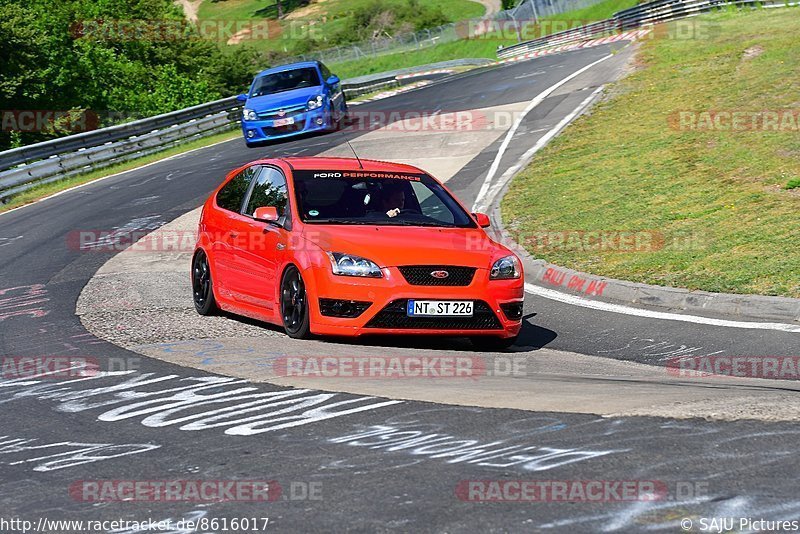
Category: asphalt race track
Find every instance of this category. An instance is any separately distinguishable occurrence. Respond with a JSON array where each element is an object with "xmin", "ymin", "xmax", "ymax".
[{"xmin": 2, "ymin": 41, "xmax": 800, "ymax": 532}]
